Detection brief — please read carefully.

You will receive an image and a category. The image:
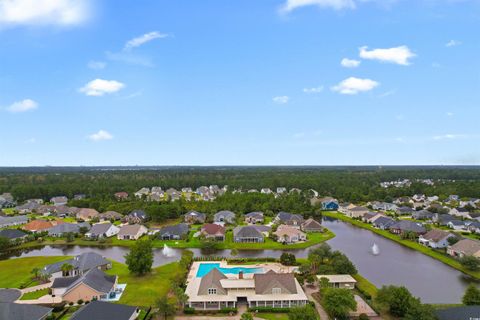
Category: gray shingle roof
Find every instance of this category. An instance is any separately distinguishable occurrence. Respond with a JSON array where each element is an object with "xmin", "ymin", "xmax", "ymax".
[
  {"xmin": 0, "ymin": 289, "xmax": 22, "ymax": 302},
  {"xmin": 47, "ymin": 223, "xmax": 90, "ymax": 235},
  {"xmin": 233, "ymin": 226, "xmax": 264, "ymax": 238},
  {"xmin": 0, "ymin": 229, "xmax": 27, "ymax": 240},
  {"xmin": 198, "ymin": 268, "xmax": 227, "ymax": 295},
  {"xmin": 0, "ymin": 302, "xmax": 52, "ymax": 320},
  {"xmin": 42, "ymin": 252, "xmax": 109, "ymax": 276},
  {"xmin": 245, "ymin": 211, "xmax": 264, "ymax": 219},
  {"xmin": 254, "ymin": 271, "xmax": 297, "ymax": 295},
  {"xmin": 67, "ymin": 268, "xmax": 116, "ymax": 294},
  {"xmin": 88, "ymin": 223, "xmax": 113, "ymax": 236},
  {"xmin": 51, "ymin": 276, "xmax": 80, "ymax": 288},
  {"xmin": 391, "ymin": 220, "xmax": 426, "ymax": 233},
  {"xmin": 71, "ymin": 301, "xmax": 137, "ymax": 320},
  {"xmin": 214, "ymin": 210, "xmax": 235, "ymax": 222},
  {"xmin": 159, "ymin": 223, "xmax": 189, "ymax": 237}
]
